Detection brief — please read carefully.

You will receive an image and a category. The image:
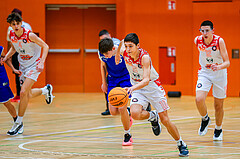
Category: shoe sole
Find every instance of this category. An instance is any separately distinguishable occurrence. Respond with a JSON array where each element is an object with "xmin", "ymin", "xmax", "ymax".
[
  {"xmin": 122, "ymin": 138, "xmax": 133, "ymax": 146},
  {"xmin": 46, "ymin": 84, "xmax": 54, "ymax": 104},
  {"xmin": 213, "ymin": 133, "xmax": 223, "ymax": 141},
  {"xmin": 198, "ymin": 119, "xmax": 211, "ymax": 136}
]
